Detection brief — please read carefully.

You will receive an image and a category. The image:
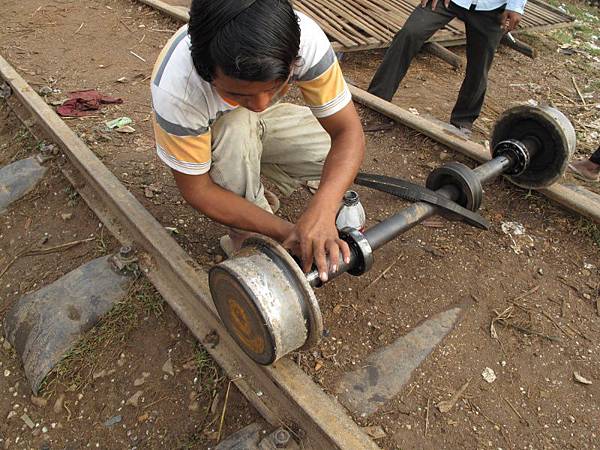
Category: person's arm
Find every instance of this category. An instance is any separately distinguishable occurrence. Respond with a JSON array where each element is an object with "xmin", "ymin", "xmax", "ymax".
[
  {"xmin": 172, "ymin": 170, "xmax": 293, "ymax": 241},
  {"xmin": 282, "ymin": 101, "xmax": 365, "ymax": 281}
]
